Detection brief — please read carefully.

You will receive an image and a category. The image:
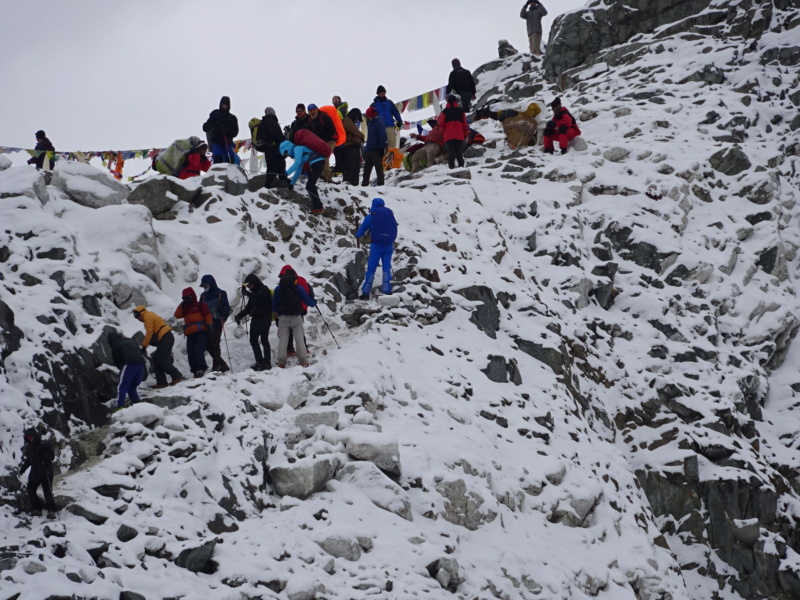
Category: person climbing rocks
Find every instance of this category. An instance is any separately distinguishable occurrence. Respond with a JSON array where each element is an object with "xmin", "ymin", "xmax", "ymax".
[
  {"xmin": 177, "ymin": 141, "xmax": 211, "ymax": 179},
  {"xmin": 520, "ymin": 0, "xmax": 548, "ymax": 56},
  {"xmin": 203, "ymin": 95, "xmax": 240, "ymax": 164},
  {"xmin": 235, "ymin": 273, "xmax": 273, "ymax": 371},
  {"xmin": 307, "ymin": 103, "xmax": 338, "ymax": 182},
  {"xmin": 362, "ymin": 107, "xmax": 387, "ymax": 187},
  {"xmin": 19, "ymin": 428, "xmax": 57, "ymax": 518},
  {"xmin": 439, "ymin": 95, "xmax": 470, "ymax": 169},
  {"xmin": 199, "ymin": 274, "xmax": 231, "ymax": 373},
  {"xmin": 280, "ymin": 139, "xmax": 325, "ymax": 214},
  {"xmin": 543, "ymin": 97, "xmax": 581, "ymax": 155},
  {"xmin": 272, "ymin": 268, "xmax": 316, "ymax": 368},
  {"xmin": 256, "ymin": 107, "xmax": 290, "ymax": 189},
  {"xmin": 133, "ymin": 306, "xmax": 184, "ymax": 389},
  {"xmin": 370, "ymin": 85, "xmax": 403, "ymax": 149},
  {"xmin": 498, "ymin": 39, "xmax": 519, "ymax": 58},
  {"xmin": 446, "ymin": 59, "xmax": 477, "ymax": 113},
  {"xmin": 27, "ymin": 130, "xmax": 55, "ymax": 171},
  {"xmin": 356, "ymin": 198, "xmax": 398, "ymax": 300},
  {"xmin": 290, "ymin": 103, "xmax": 311, "ymax": 140},
  {"xmin": 341, "ymin": 108, "xmax": 365, "ymax": 185},
  {"xmin": 410, "ymin": 119, "xmax": 444, "ymax": 173},
  {"xmin": 107, "ymin": 330, "xmax": 146, "ymax": 410},
  {"xmin": 278, "ymin": 265, "xmax": 314, "ymax": 357},
  {"xmin": 332, "ymin": 96, "xmax": 349, "ymax": 121},
  {"xmin": 174, "ymin": 288, "xmax": 213, "ymax": 378}
]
